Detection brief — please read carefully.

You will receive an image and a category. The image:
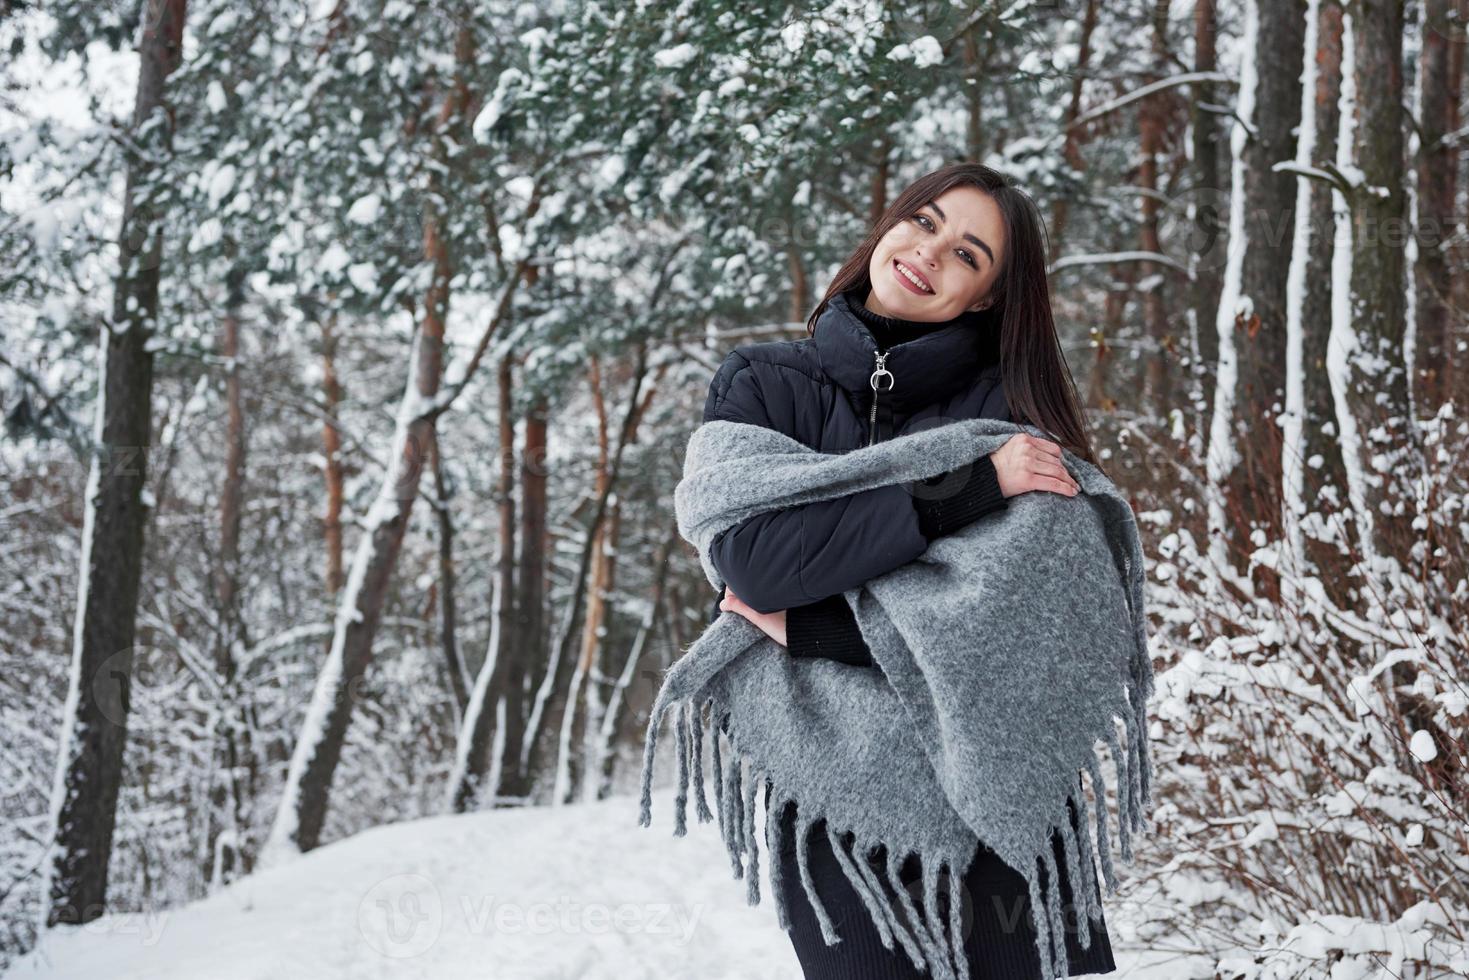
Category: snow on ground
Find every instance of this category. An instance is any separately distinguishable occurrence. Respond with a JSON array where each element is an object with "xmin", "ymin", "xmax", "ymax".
[{"xmin": 5, "ymin": 787, "xmax": 1173, "ymax": 979}]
